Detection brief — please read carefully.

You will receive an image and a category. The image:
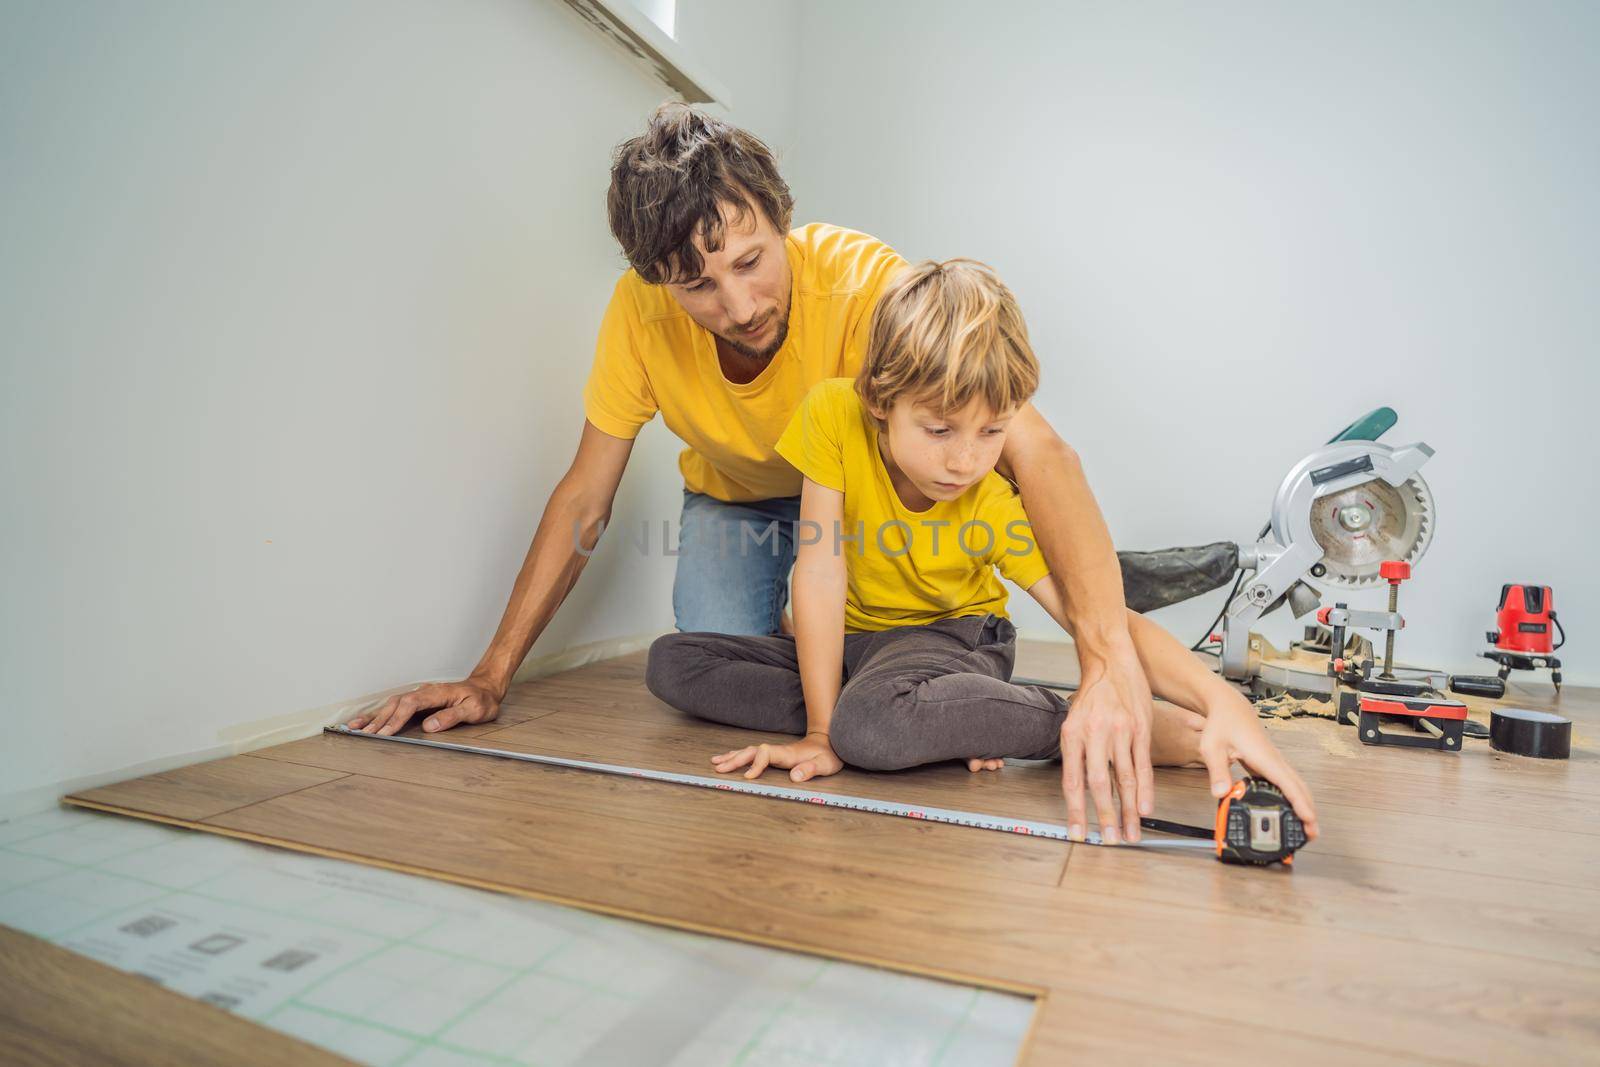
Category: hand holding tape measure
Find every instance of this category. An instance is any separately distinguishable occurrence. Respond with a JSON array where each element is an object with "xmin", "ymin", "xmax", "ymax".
[{"xmin": 1141, "ymin": 777, "xmax": 1308, "ymax": 866}]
